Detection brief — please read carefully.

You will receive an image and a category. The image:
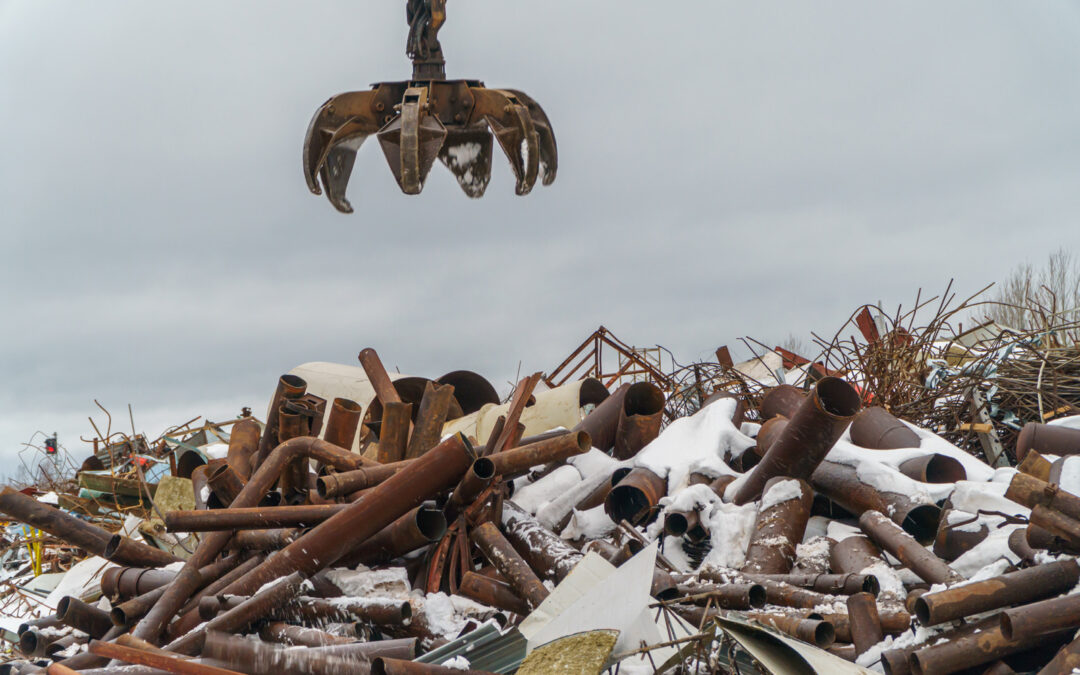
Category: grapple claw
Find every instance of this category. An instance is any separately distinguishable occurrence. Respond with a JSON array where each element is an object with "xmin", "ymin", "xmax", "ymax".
[
  {"xmin": 438, "ymin": 128, "xmax": 493, "ymax": 198},
  {"xmin": 302, "ymin": 1, "xmax": 556, "ymax": 211},
  {"xmin": 376, "ymin": 87, "xmax": 447, "ymax": 195}
]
